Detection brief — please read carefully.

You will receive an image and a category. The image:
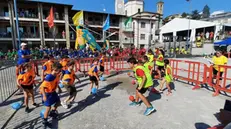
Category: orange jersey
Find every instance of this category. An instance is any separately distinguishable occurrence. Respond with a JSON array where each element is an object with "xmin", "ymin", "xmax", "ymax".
[
  {"xmin": 40, "ymin": 74, "xmax": 59, "ymax": 93},
  {"xmin": 42, "ymin": 60, "xmax": 54, "ymax": 75},
  {"xmin": 88, "ymin": 64, "xmax": 98, "ymax": 76},
  {"xmin": 99, "ymin": 56, "xmax": 104, "ymax": 66},
  {"xmin": 17, "ymin": 70, "xmax": 35, "ymax": 85},
  {"xmin": 60, "ymin": 59, "xmax": 69, "ymax": 71},
  {"xmin": 62, "ymin": 70, "xmax": 75, "ymax": 85}
]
